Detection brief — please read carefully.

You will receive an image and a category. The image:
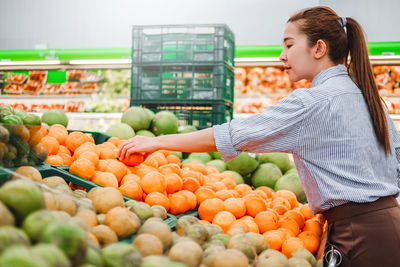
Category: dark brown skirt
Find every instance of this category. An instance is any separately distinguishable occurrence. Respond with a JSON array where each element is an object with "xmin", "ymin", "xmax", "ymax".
[{"xmin": 321, "ymin": 196, "xmax": 400, "ymax": 267}]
